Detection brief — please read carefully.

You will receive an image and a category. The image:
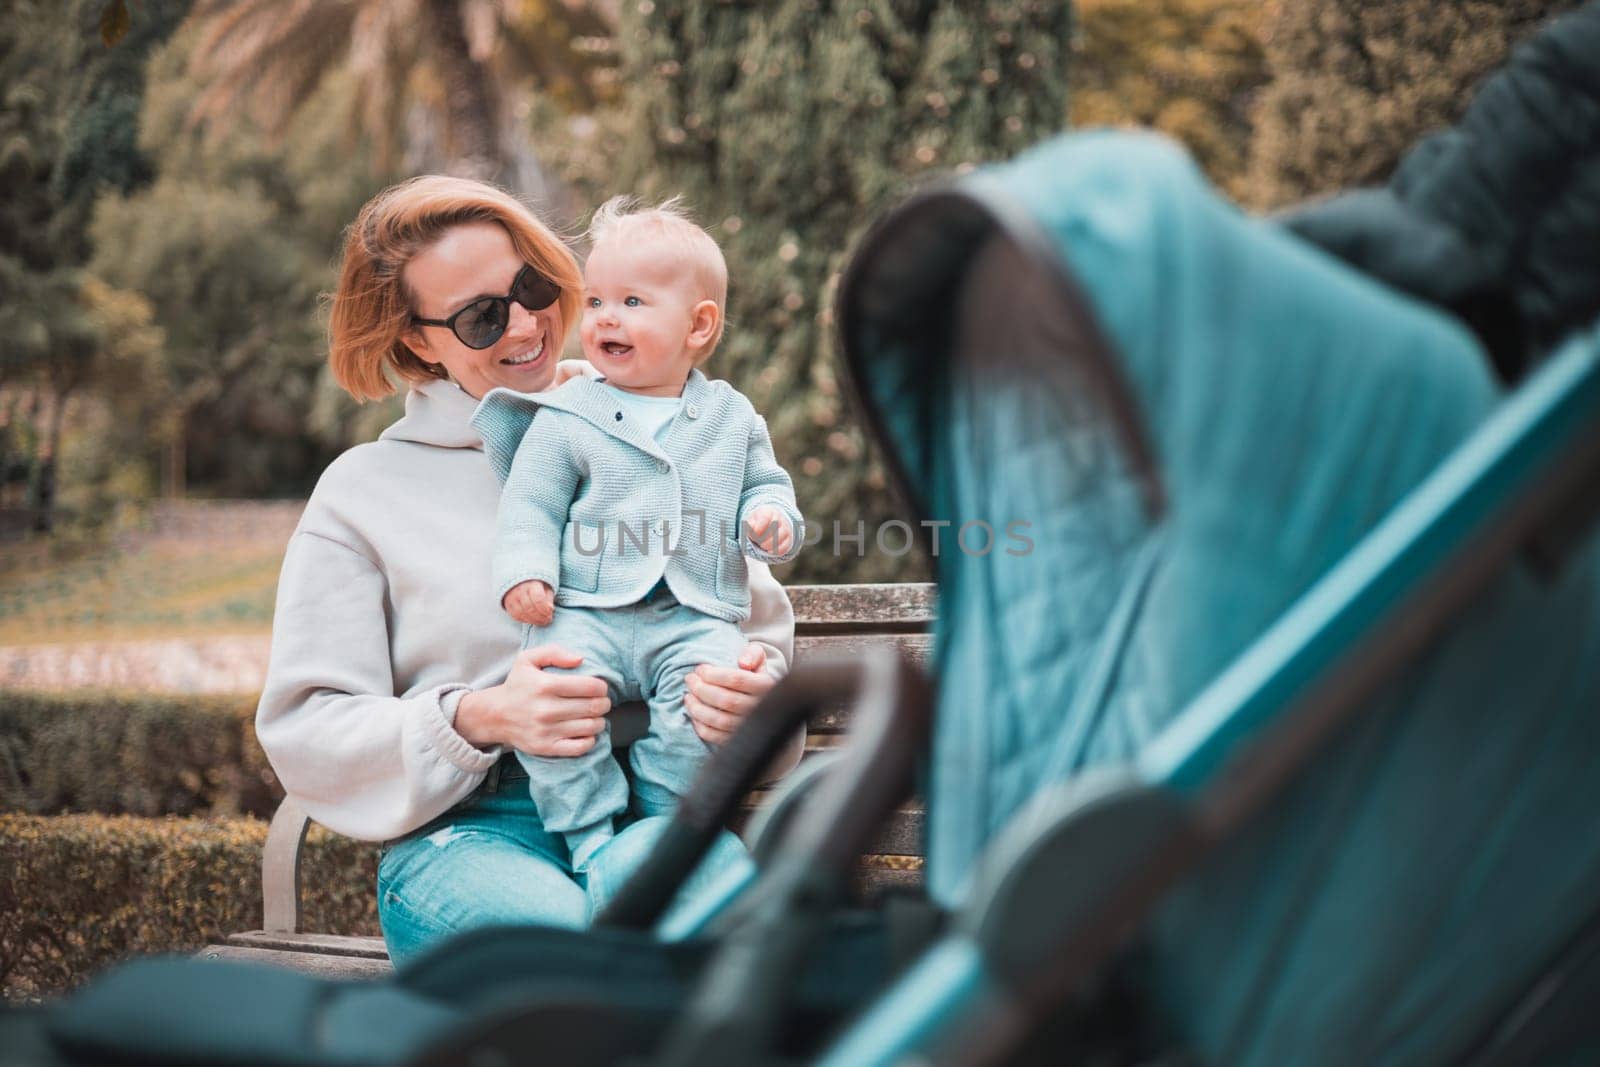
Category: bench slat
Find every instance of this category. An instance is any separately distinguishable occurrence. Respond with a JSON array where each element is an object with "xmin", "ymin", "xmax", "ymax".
[
  {"xmin": 738, "ymin": 797, "xmax": 924, "ymax": 857},
  {"xmin": 196, "ymin": 943, "xmax": 393, "ymax": 979},
  {"xmin": 791, "ymin": 583, "xmax": 934, "ymax": 632},
  {"xmin": 796, "ymin": 632, "xmax": 930, "ymax": 671},
  {"xmin": 226, "ymin": 932, "xmax": 388, "ymax": 958}
]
